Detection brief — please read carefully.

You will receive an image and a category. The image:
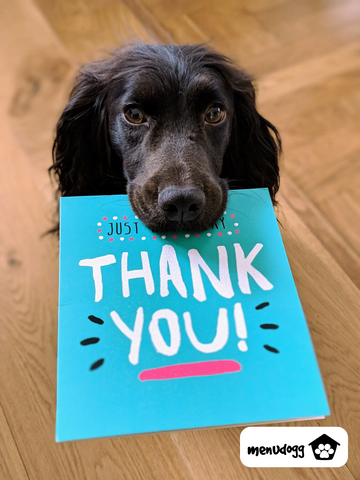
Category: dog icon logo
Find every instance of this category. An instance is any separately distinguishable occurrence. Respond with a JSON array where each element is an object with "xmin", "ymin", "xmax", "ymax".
[{"xmin": 309, "ymin": 434, "xmax": 340, "ymax": 460}]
